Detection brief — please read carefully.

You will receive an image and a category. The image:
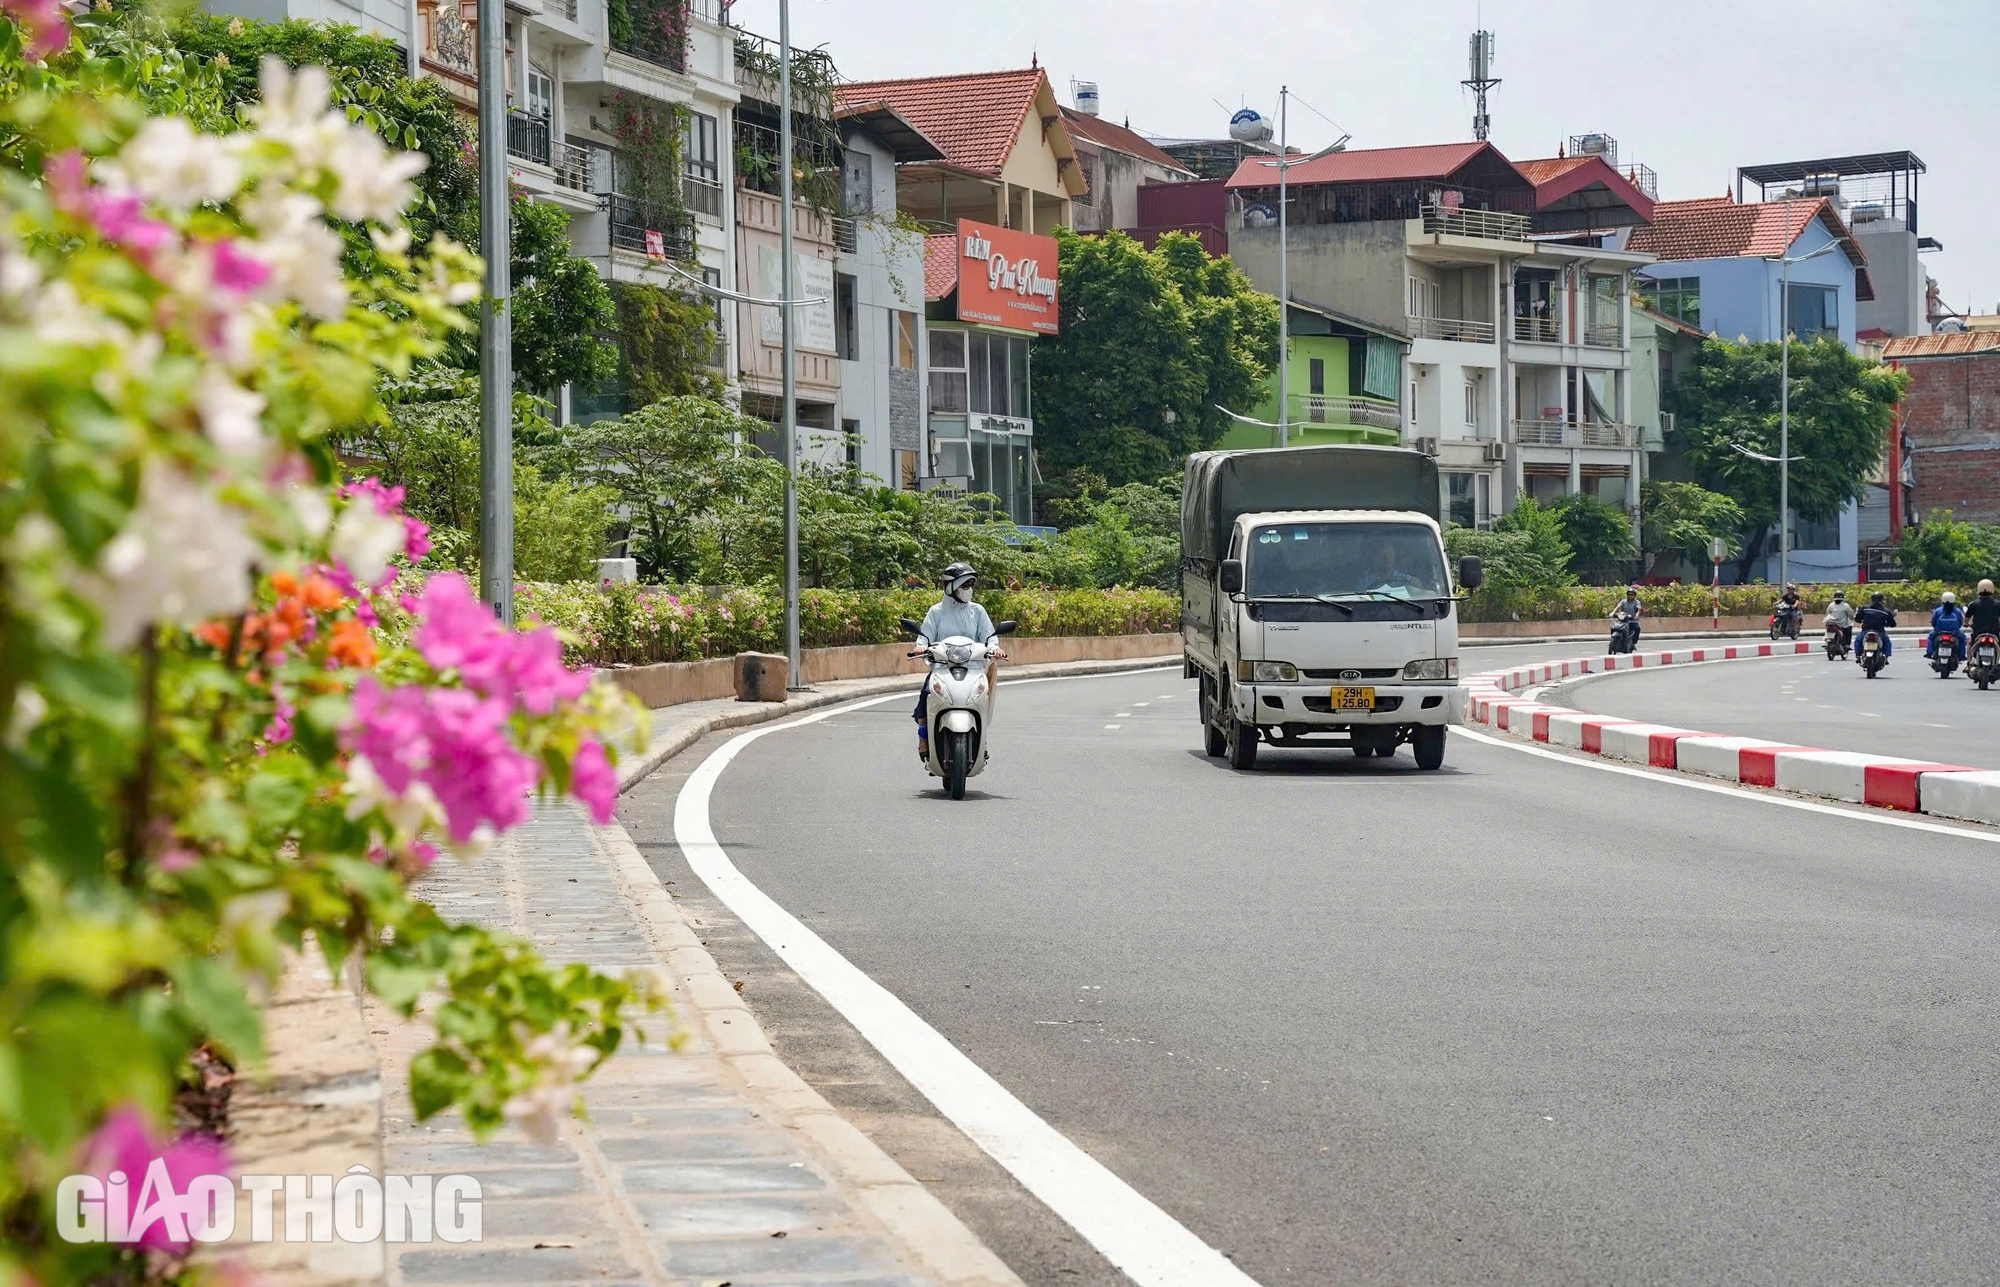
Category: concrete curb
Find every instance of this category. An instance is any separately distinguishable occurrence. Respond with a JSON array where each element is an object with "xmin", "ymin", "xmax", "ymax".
[
  {"xmin": 1464, "ymin": 642, "xmax": 2000, "ymax": 825},
  {"xmin": 590, "ymin": 652, "xmax": 1180, "ymax": 1285}
]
